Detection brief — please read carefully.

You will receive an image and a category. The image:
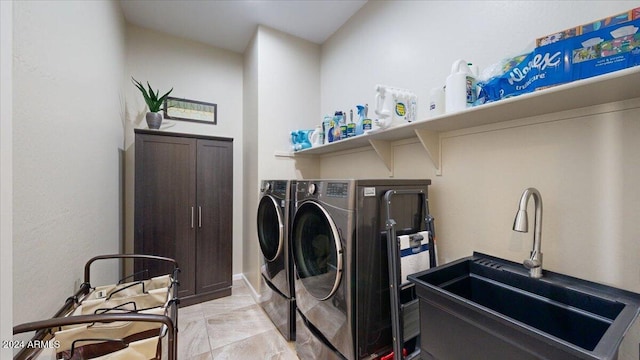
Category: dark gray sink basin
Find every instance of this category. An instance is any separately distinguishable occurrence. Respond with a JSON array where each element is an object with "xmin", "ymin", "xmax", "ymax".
[{"xmin": 408, "ymin": 252, "xmax": 640, "ymax": 360}]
